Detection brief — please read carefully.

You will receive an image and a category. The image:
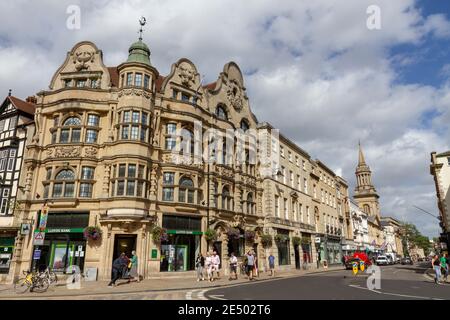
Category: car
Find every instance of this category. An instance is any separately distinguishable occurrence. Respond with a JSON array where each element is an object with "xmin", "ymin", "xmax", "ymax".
[
  {"xmin": 401, "ymin": 257, "xmax": 413, "ymax": 265},
  {"xmin": 386, "ymin": 255, "xmax": 395, "ymax": 265},
  {"xmin": 375, "ymin": 255, "xmax": 389, "ymax": 266},
  {"xmin": 395, "ymin": 257, "xmax": 401, "ymax": 264}
]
